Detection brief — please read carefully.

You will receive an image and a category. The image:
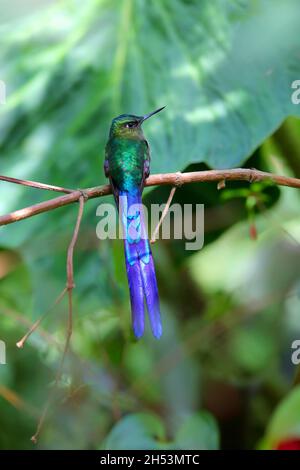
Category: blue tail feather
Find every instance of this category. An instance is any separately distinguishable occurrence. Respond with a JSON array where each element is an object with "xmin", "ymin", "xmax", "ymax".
[{"xmin": 119, "ymin": 189, "xmax": 162, "ymax": 339}]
